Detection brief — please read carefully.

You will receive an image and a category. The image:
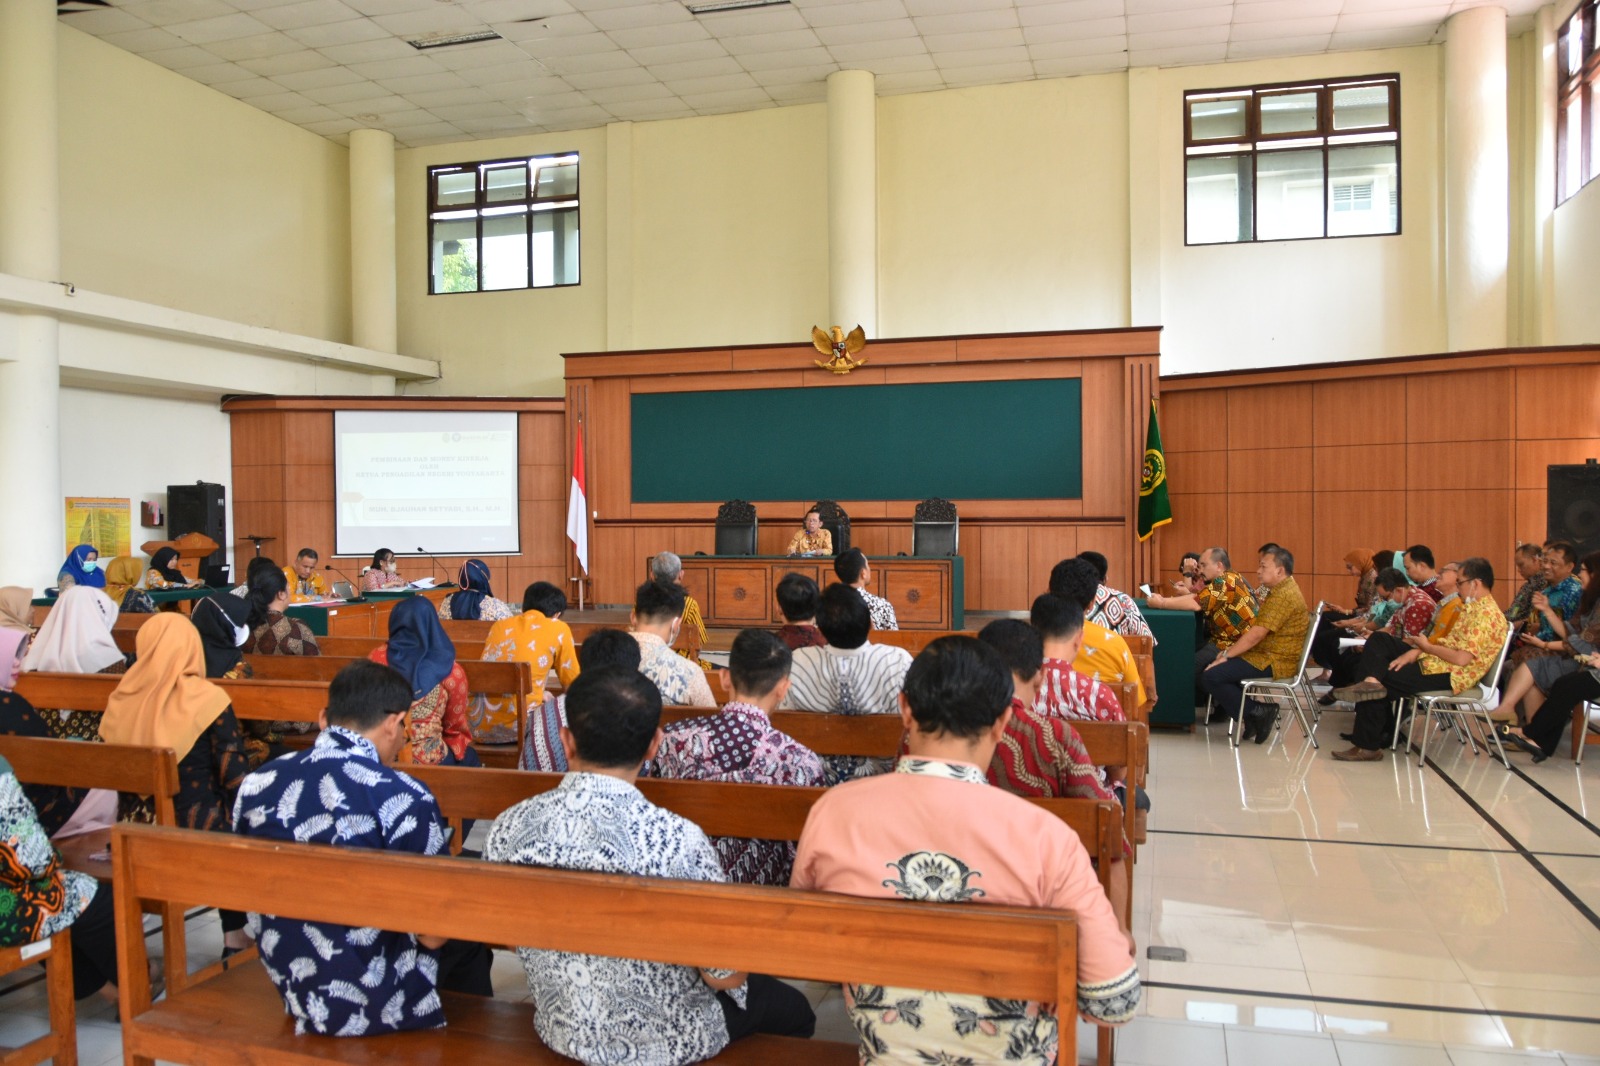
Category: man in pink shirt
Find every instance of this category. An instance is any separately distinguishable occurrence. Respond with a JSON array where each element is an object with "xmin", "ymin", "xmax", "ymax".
[{"xmin": 792, "ymin": 636, "xmax": 1140, "ymax": 1065}]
